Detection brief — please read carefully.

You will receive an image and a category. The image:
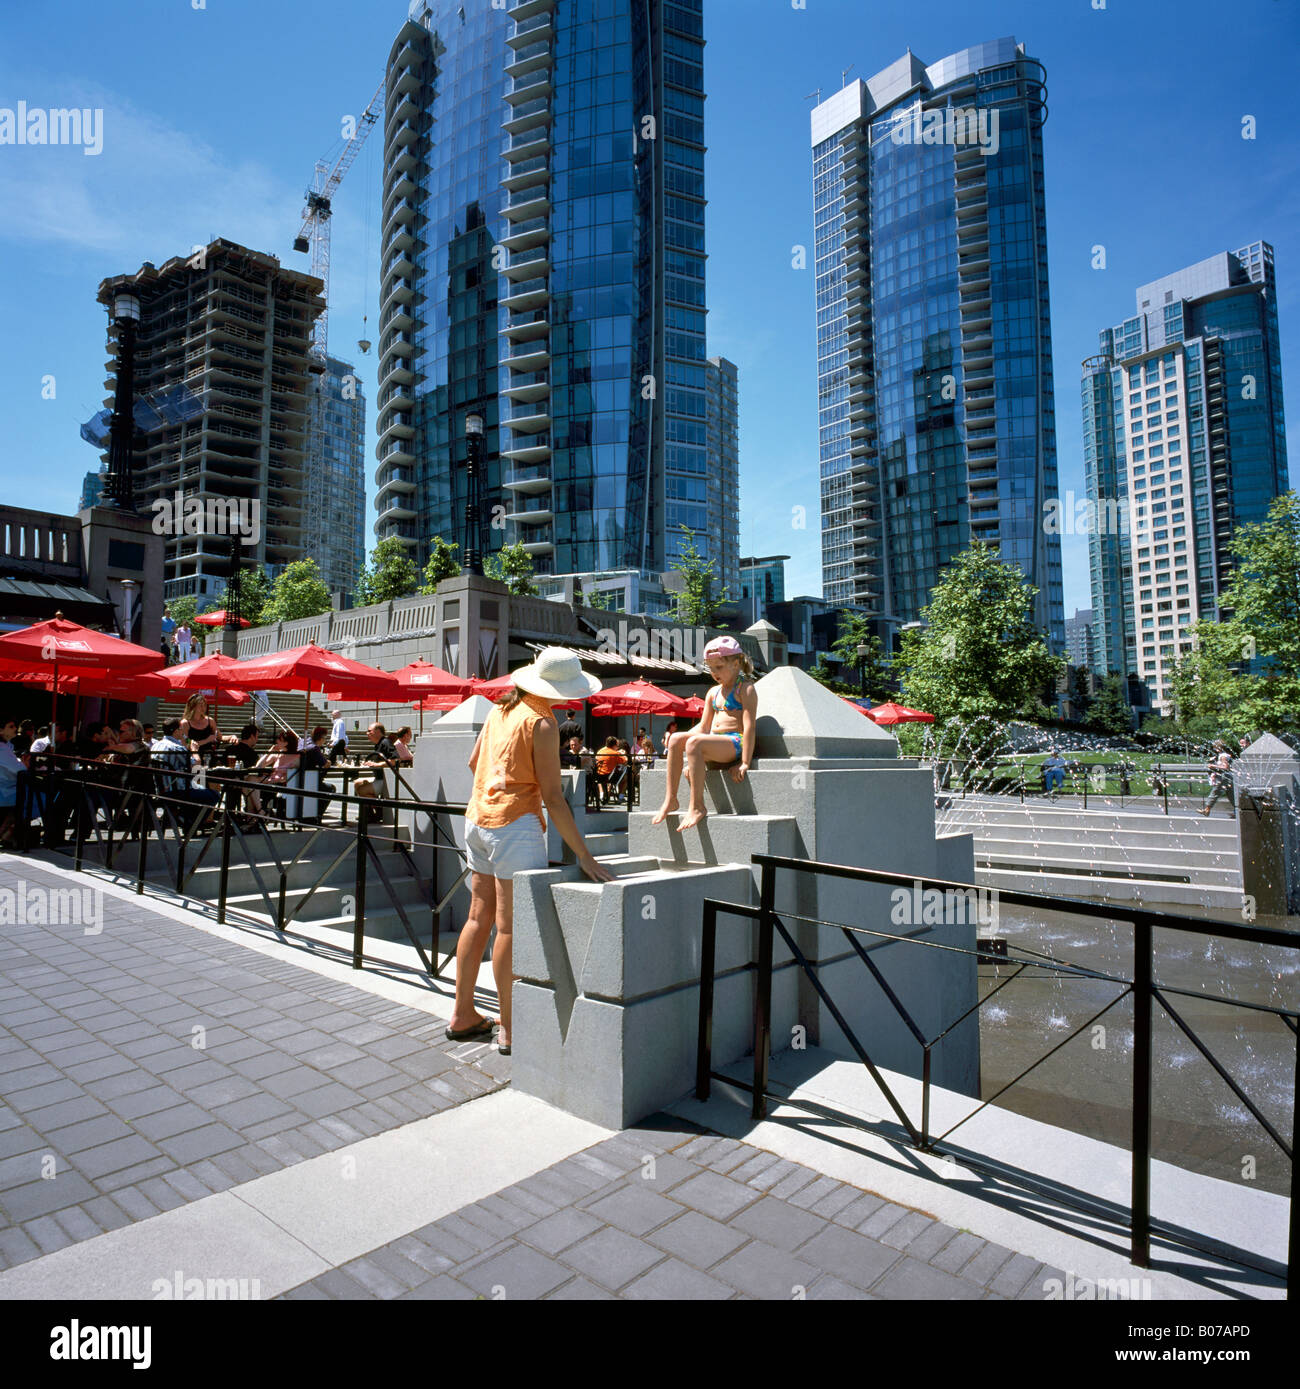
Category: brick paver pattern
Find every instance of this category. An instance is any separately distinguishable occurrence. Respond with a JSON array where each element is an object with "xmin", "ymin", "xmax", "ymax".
[
  {"xmin": 278, "ymin": 1125, "xmax": 1068, "ymax": 1301},
  {"xmin": 0, "ymin": 863, "xmax": 507, "ymax": 1271}
]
